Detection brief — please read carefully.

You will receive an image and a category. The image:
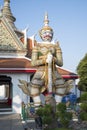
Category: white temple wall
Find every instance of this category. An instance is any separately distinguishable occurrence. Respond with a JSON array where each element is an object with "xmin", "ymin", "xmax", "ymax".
[
  {"xmin": 0, "ymin": 73, "xmax": 79, "ymax": 114},
  {"xmin": 1, "ymin": 73, "xmax": 30, "ymax": 114}
]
